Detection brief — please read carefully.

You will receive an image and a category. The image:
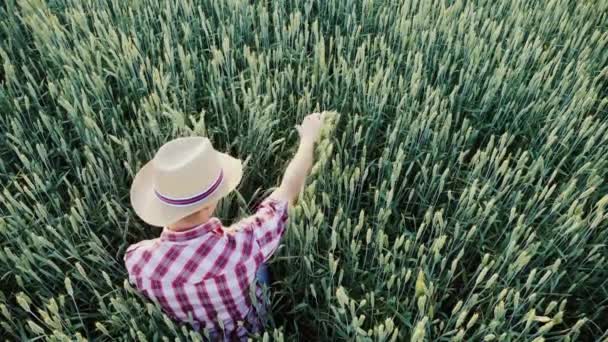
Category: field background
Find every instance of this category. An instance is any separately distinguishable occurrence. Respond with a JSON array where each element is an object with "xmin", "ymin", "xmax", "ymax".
[{"xmin": 1, "ymin": 0, "xmax": 607, "ymax": 340}]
